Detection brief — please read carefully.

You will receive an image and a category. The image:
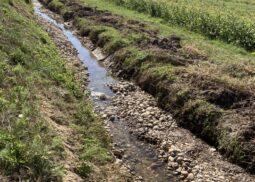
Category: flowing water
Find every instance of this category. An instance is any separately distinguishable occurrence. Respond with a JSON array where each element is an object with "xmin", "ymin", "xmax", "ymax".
[{"xmin": 33, "ymin": 1, "xmax": 174, "ymax": 181}]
